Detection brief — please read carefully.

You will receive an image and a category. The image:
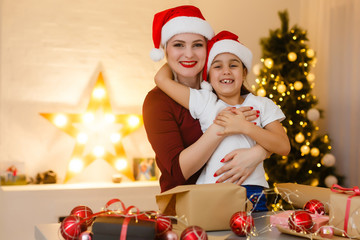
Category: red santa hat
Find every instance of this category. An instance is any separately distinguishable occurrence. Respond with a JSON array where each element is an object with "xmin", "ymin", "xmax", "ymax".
[
  {"xmin": 203, "ymin": 30, "xmax": 253, "ymax": 81},
  {"xmin": 150, "ymin": 5, "xmax": 214, "ymax": 62}
]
